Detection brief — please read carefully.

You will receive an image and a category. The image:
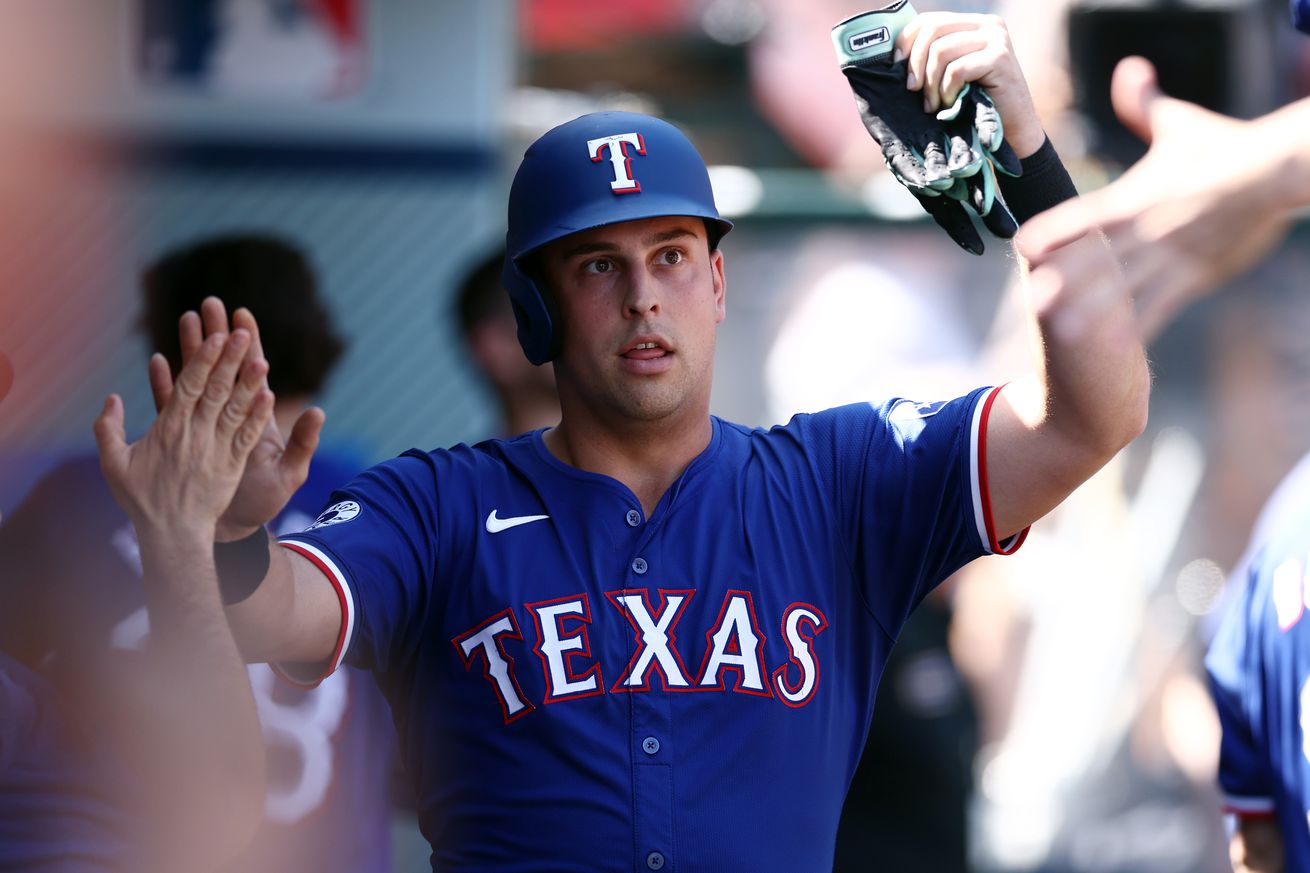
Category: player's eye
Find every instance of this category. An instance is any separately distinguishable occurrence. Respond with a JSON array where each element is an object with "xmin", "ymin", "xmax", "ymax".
[
  {"xmin": 658, "ymin": 248, "xmax": 684, "ymax": 266},
  {"xmin": 582, "ymin": 258, "xmax": 615, "ymax": 275}
]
